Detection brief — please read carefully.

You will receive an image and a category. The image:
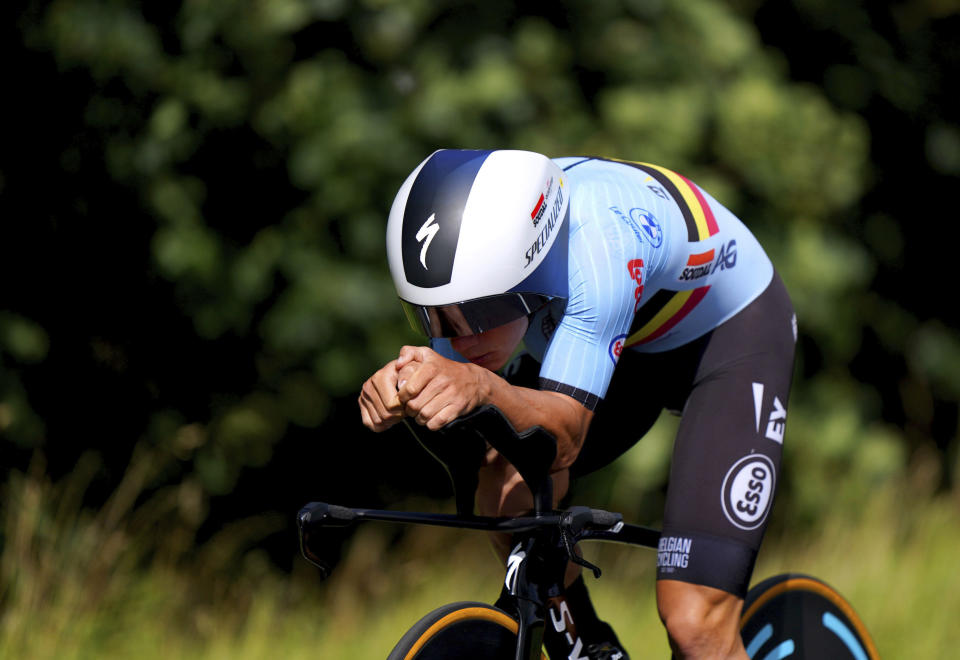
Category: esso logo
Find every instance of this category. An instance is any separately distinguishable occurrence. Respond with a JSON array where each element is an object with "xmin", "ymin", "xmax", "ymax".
[{"xmin": 721, "ymin": 454, "xmax": 776, "ymax": 530}]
